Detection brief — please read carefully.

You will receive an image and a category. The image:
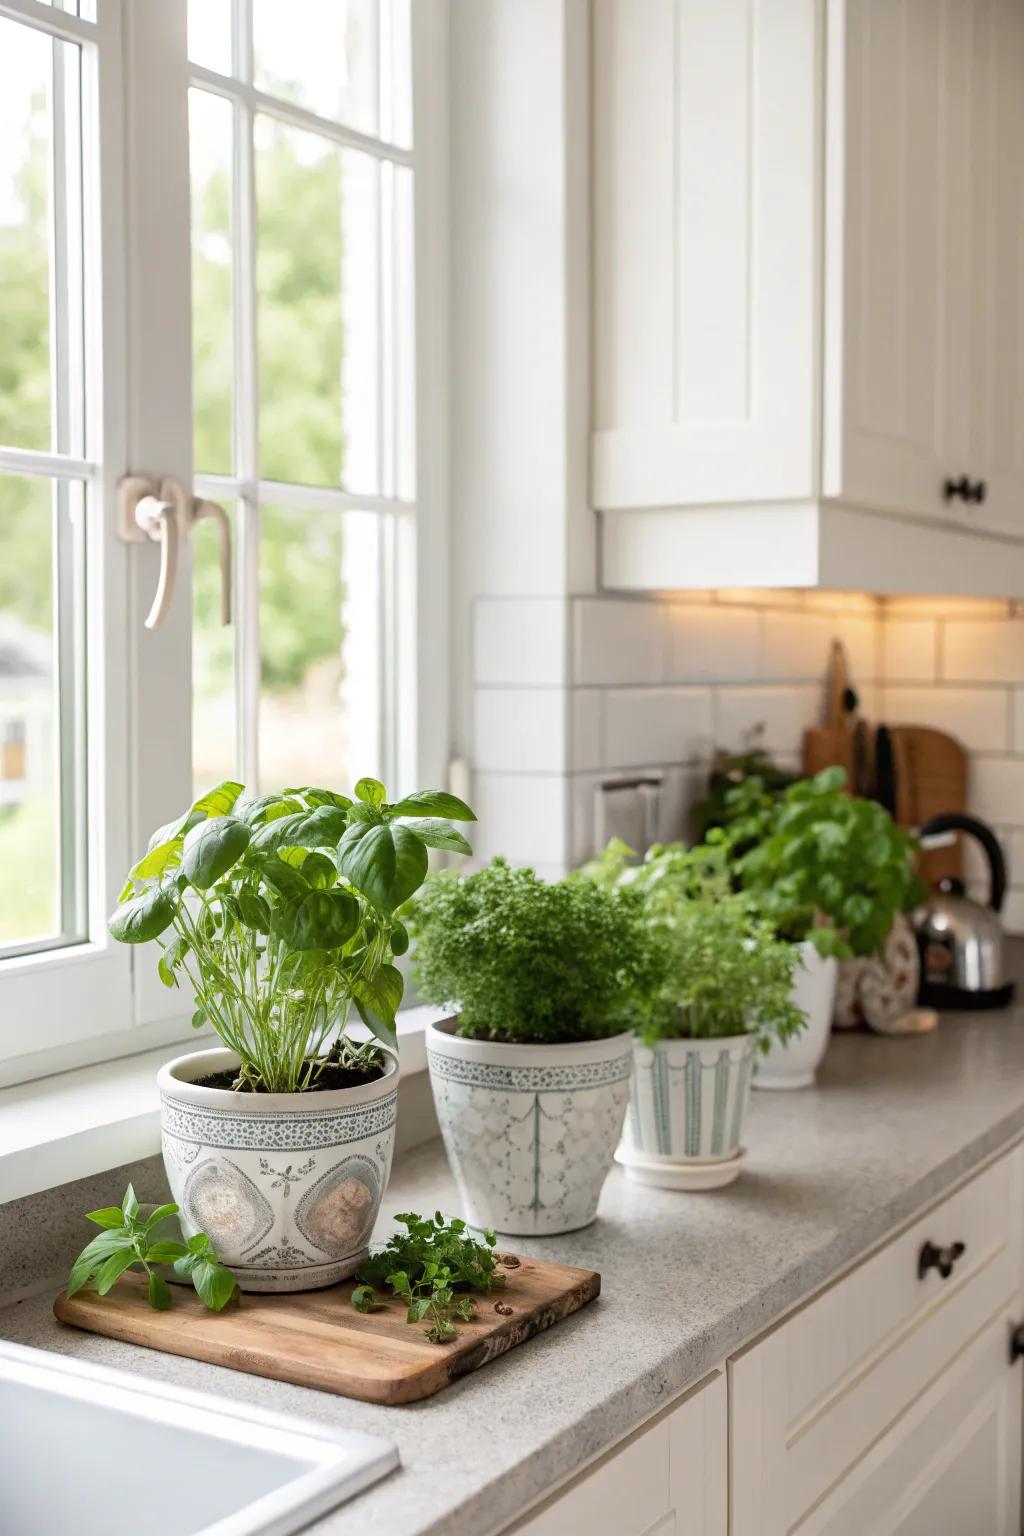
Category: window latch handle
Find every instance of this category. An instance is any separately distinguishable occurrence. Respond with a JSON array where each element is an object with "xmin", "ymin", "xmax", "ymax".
[{"xmin": 117, "ymin": 476, "xmax": 232, "ymax": 630}]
